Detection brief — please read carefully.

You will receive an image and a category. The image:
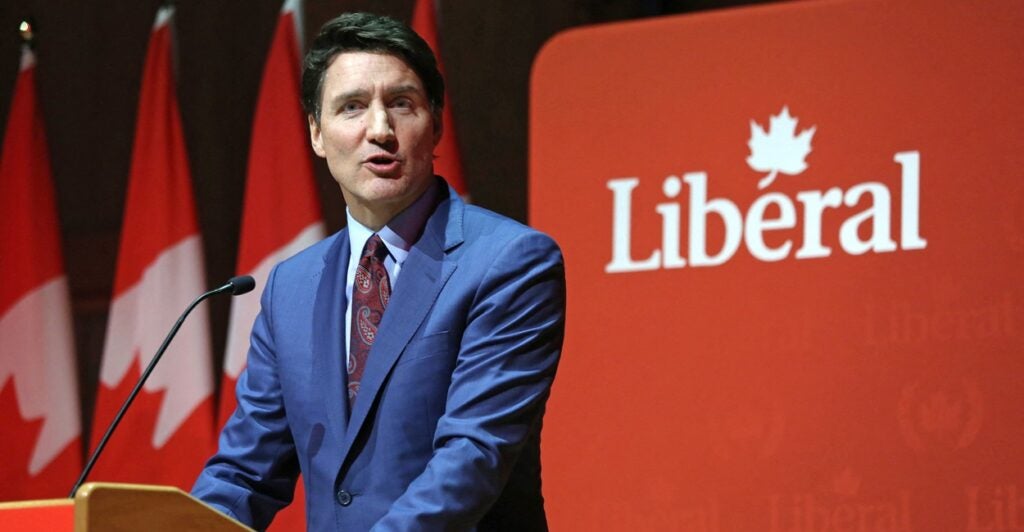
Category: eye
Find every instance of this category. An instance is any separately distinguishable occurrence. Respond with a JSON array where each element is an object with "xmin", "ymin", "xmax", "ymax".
[
  {"xmin": 341, "ymin": 101, "xmax": 365, "ymax": 113},
  {"xmin": 390, "ymin": 97, "xmax": 414, "ymax": 111}
]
